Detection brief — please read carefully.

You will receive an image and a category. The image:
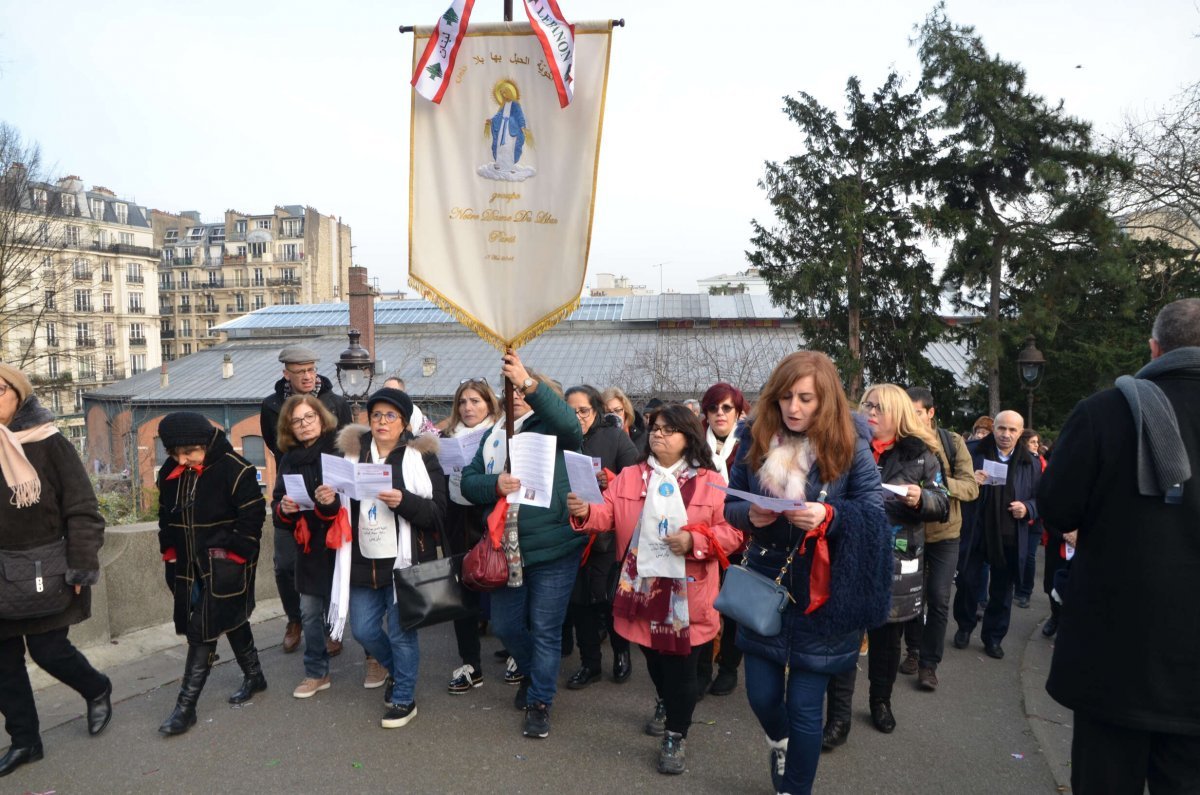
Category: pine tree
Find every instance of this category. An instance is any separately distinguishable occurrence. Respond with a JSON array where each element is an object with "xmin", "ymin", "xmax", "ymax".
[
  {"xmin": 443, "ymin": 8, "xmax": 460, "ymax": 26},
  {"xmin": 425, "ymin": 62, "xmax": 443, "ymax": 81}
]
